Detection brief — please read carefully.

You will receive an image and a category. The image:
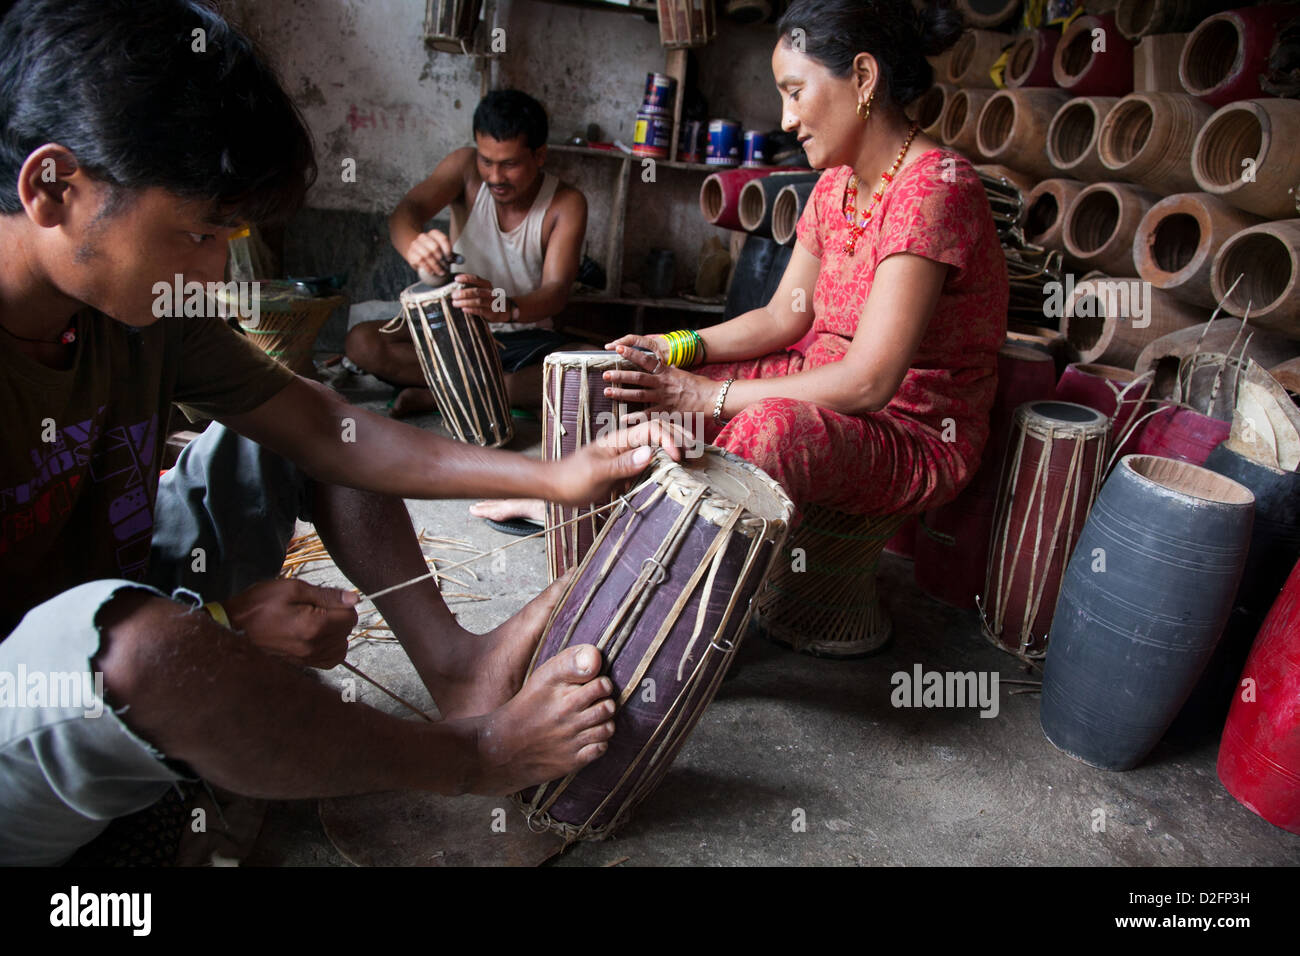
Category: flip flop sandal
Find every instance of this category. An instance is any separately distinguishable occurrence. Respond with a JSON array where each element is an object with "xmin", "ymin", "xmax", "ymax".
[{"xmin": 484, "ymin": 517, "xmax": 544, "ymax": 537}]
